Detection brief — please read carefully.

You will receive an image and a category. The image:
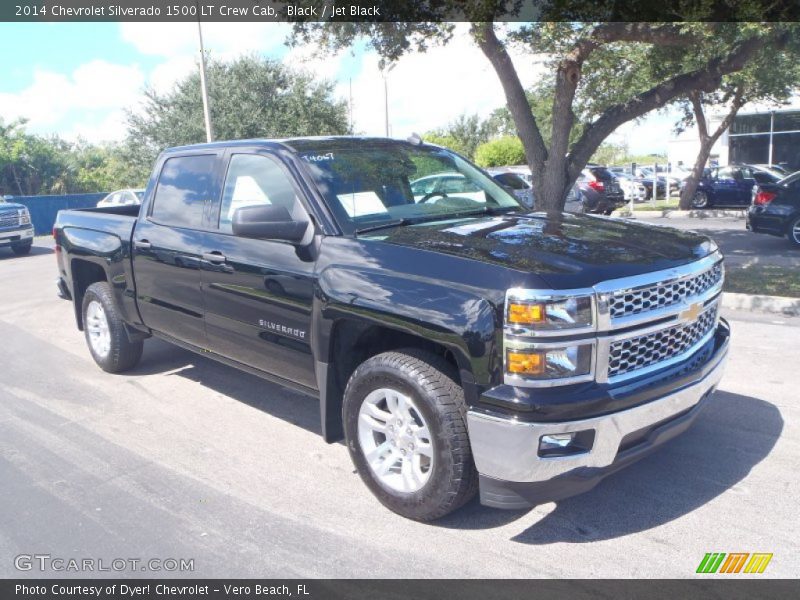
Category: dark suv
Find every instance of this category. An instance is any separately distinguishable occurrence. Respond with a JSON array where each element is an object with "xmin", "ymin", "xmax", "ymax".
[{"xmin": 574, "ymin": 166, "xmax": 626, "ymax": 215}]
